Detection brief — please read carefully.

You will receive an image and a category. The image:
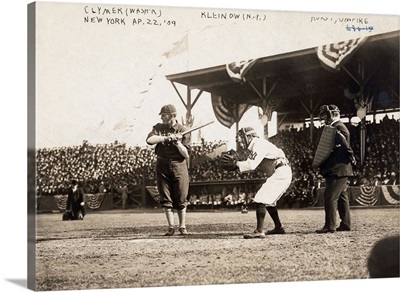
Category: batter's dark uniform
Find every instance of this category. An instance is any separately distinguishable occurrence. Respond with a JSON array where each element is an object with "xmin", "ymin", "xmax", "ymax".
[{"xmin": 147, "ymin": 123, "xmax": 191, "ymax": 210}]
